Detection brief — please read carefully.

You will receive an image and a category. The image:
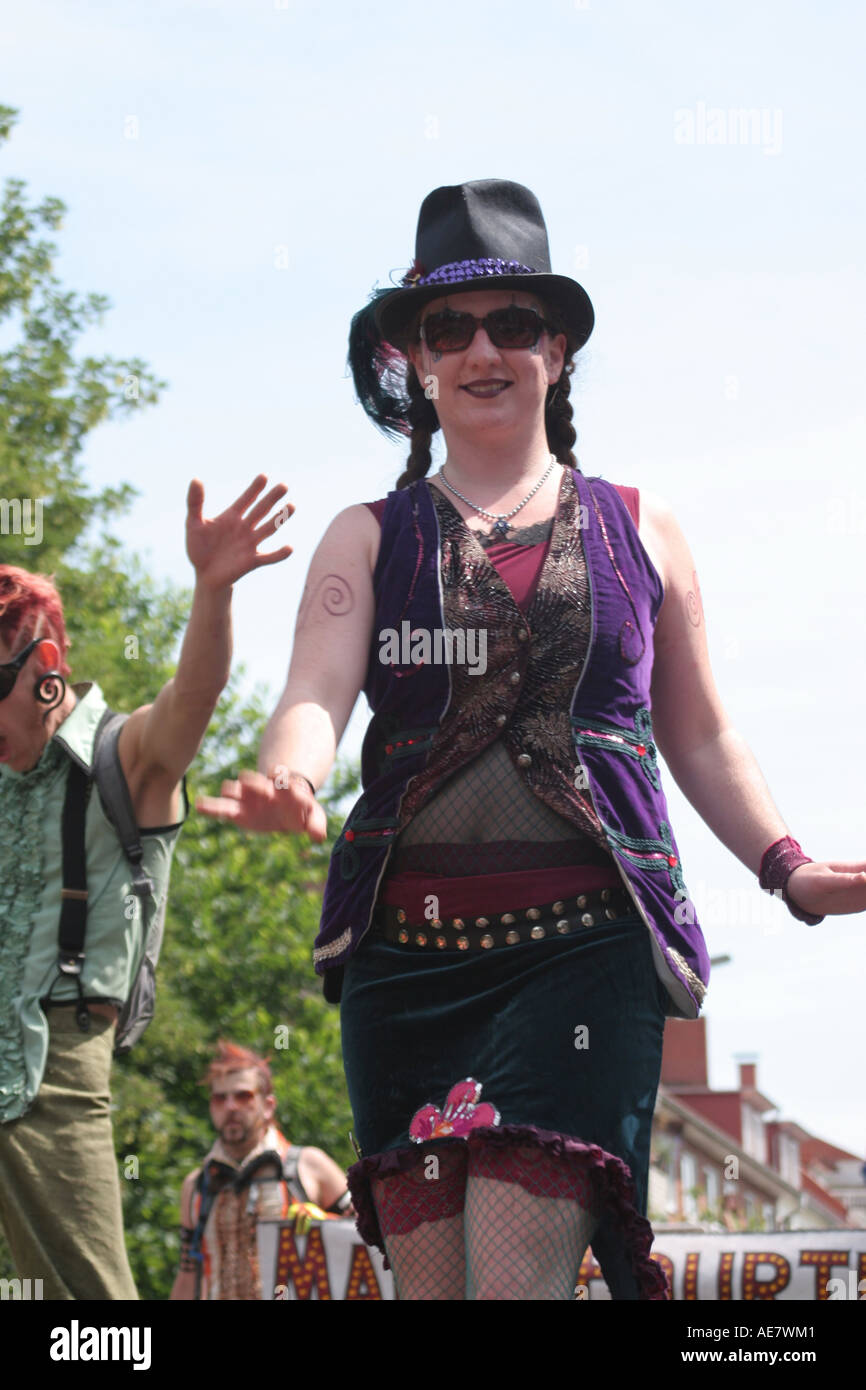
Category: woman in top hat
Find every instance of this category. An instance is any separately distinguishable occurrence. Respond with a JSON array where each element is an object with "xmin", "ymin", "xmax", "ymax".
[{"xmin": 199, "ymin": 180, "xmax": 862, "ymax": 1300}]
